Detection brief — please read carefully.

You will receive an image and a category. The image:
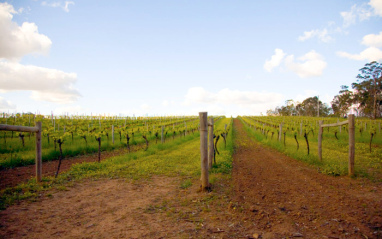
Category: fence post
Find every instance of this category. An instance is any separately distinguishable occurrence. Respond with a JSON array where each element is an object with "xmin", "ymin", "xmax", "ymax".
[
  {"xmin": 112, "ymin": 125, "xmax": 114, "ymax": 144},
  {"xmin": 338, "ymin": 119, "xmax": 341, "ymax": 133},
  {"xmin": 208, "ymin": 117, "xmax": 214, "ymax": 169},
  {"xmin": 318, "ymin": 120, "xmax": 323, "ymax": 161},
  {"xmin": 278, "ymin": 123, "xmax": 283, "ymax": 141},
  {"xmin": 199, "ymin": 112, "xmax": 209, "ymax": 191},
  {"xmin": 35, "ymin": 122, "xmax": 42, "ymax": 182},
  {"xmin": 161, "ymin": 125, "xmax": 164, "ymax": 143},
  {"xmin": 348, "ymin": 114, "xmax": 355, "ymax": 176}
]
